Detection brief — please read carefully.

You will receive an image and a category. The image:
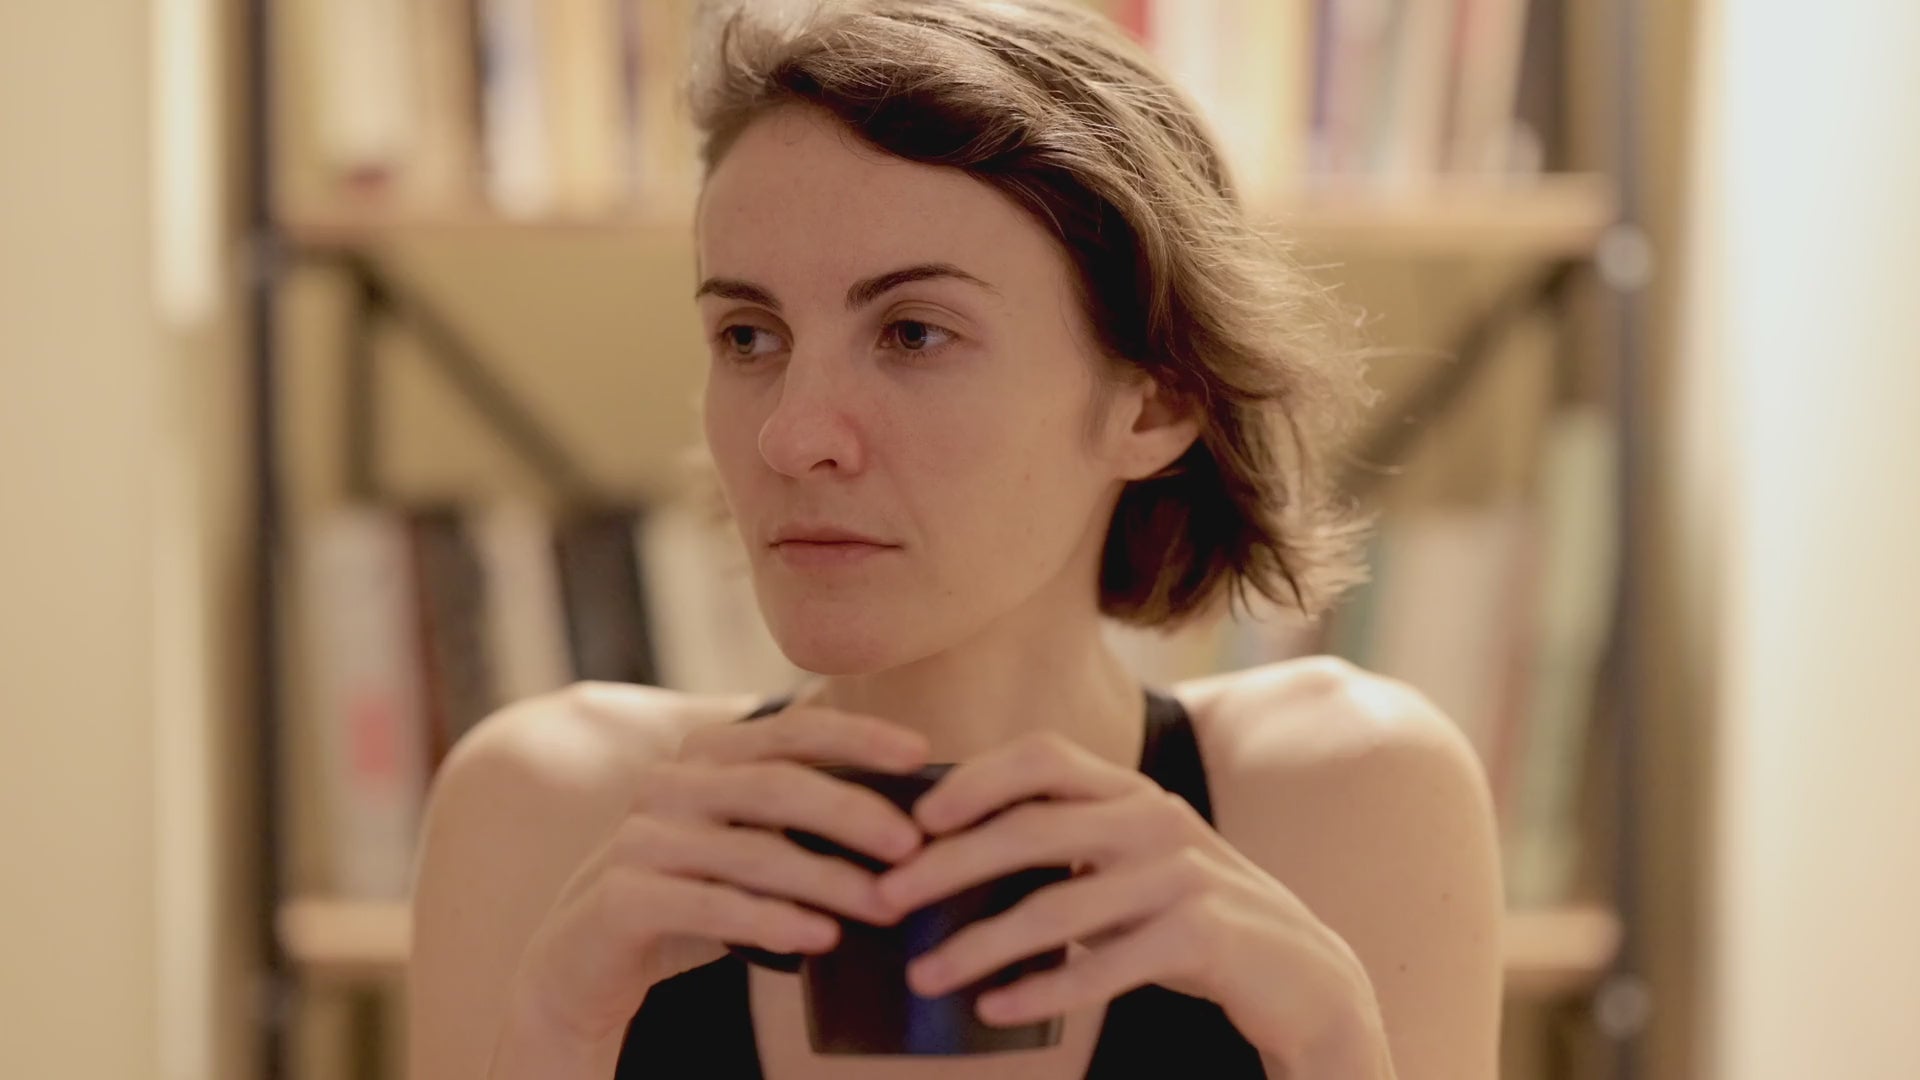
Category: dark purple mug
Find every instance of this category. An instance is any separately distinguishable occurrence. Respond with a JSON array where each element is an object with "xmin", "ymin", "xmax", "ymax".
[{"xmin": 725, "ymin": 763, "xmax": 1073, "ymax": 1055}]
